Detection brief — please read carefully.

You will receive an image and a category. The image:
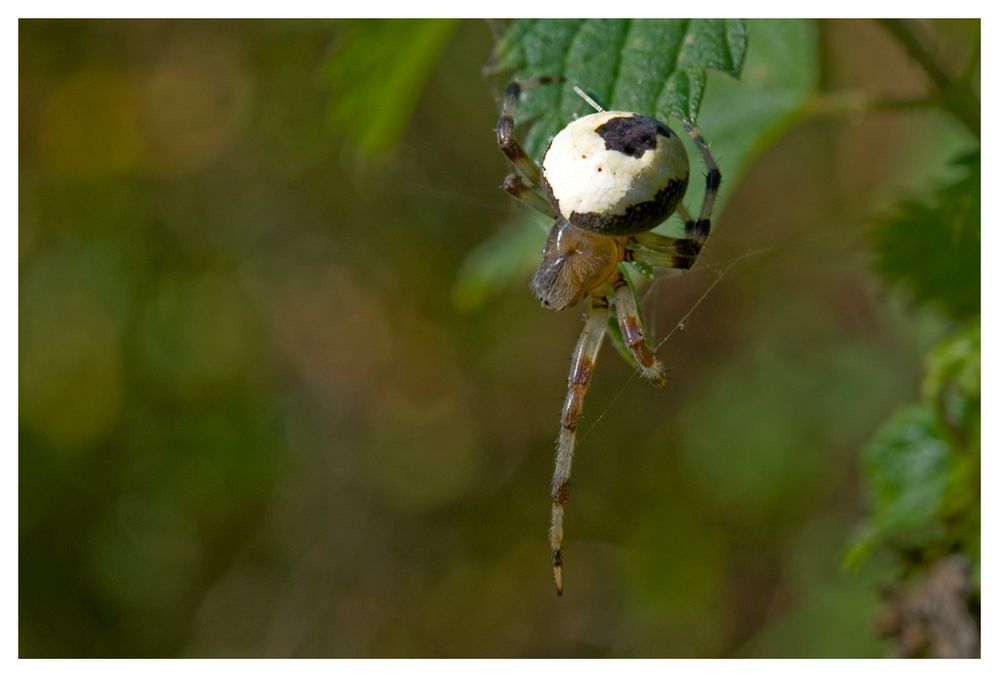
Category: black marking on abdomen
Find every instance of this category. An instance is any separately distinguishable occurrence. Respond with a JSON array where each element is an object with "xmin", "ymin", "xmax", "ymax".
[
  {"xmin": 595, "ymin": 115, "xmax": 661, "ymax": 158},
  {"xmin": 653, "ymin": 119, "xmax": 673, "ymax": 138},
  {"xmin": 569, "ymin": 175, "xmax": 688, "ymax": 235}
]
